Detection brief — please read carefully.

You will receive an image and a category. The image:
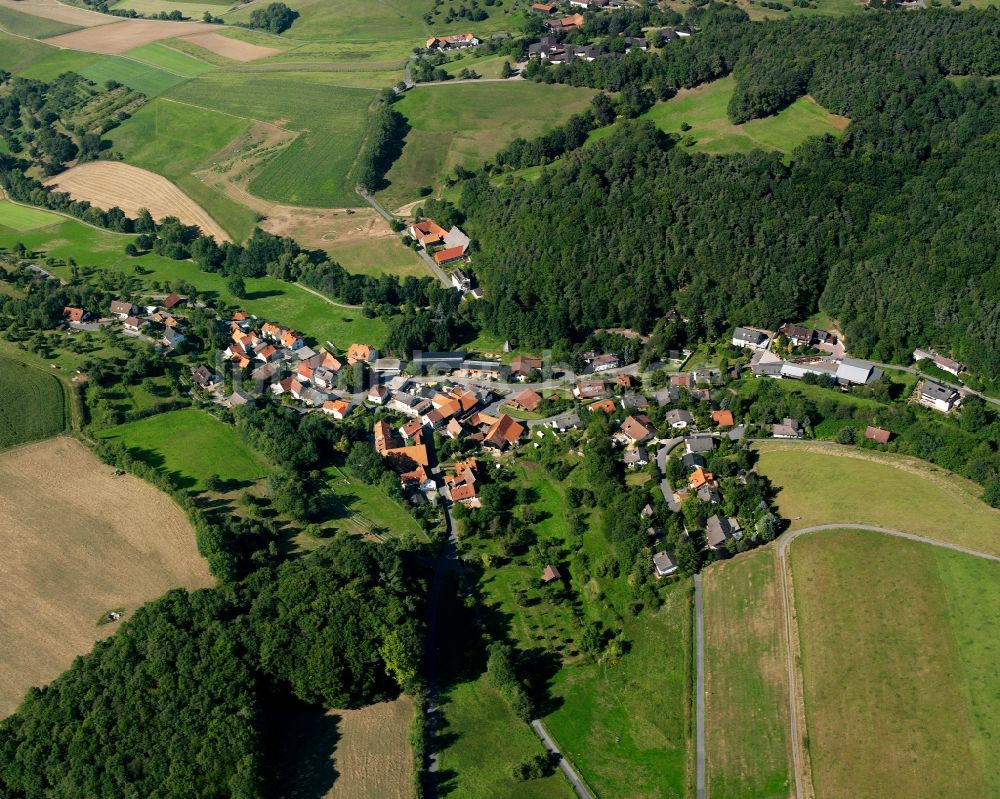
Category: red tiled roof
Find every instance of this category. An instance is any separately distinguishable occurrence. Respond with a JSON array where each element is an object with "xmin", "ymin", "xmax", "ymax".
[{"xmin": 433, "ymin": 246, "xmax": 466, "ymax": 265}]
